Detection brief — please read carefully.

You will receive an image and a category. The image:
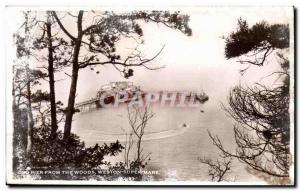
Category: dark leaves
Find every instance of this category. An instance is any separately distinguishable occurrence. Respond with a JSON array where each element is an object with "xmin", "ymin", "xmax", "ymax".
[
  {"xmin": 127, "ymin": 11, "xmax": 192, "ymax": 36},
  {"xmin": 124, "ymin": 68, "xmax": 134, "ymax": 79},
  {"xmin": 14, "ymin": 34, "xmax": 30, "ymax": 58},
  {"xmin": 225, "ymin": 18, "xmax": 289, "ymax": 59},
  {"xmin": 30, "ymin": 126, "xmax": 124, "ymax": 170},
  {"xmin": 31, "ymin": 90, "xmax": 50, "ymax": 103}
]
